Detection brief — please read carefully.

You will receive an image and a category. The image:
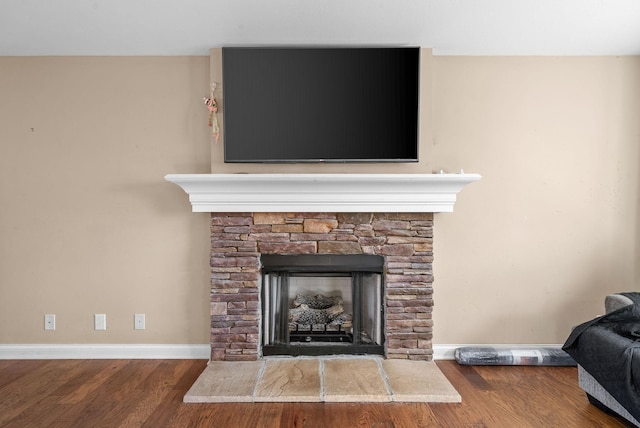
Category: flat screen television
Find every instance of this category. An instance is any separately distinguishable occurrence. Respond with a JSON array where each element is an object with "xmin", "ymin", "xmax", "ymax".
[{"xmin": 222, "ymin": 47, "xmax": 420, "ymax": 163}]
